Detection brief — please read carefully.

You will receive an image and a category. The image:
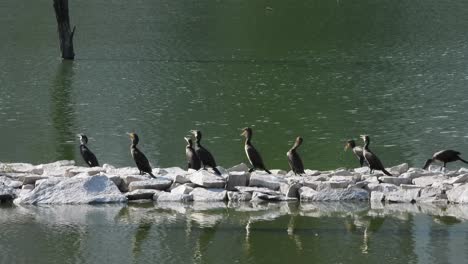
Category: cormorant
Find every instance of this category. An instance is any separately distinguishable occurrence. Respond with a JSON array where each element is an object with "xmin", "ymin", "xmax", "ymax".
[
  {"xmin": 184, "ymin": 136, "xmax": 202, "ymax": 170},
  {"xmin": 127, "ymin": 132, "xmax": 156, "ymax": 178},
  {"xmin": 360, "ymin": 135, "xmax": 392, "ymax": 176},
  {"xmin": 78, "ymin": 134, "xmax": 99, "ymax": 167},
  {"xmin": 287, "ymin": 136, "xmax": 305, "ymax": 175},
  {"xmin": 241, "ymin": 127, "xmax": 271, "ymax": 174},
  {"xmin": 345, "ymin": 139, "xmax": 366, "ymax": 167},
  {"xmin": 423, "ymin": 150, "xmax": 468, "ymax": 170},
  {"xmin": 190, "ymin": 130, "xmax": 221, "ymax": 175}
]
